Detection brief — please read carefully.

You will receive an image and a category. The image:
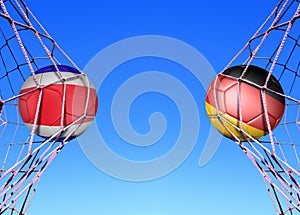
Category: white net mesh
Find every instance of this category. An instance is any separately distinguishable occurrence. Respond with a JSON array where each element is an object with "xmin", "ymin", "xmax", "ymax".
[
  {"xmin": 215, "ymin": 0, "xmax": 299, "ymax": 214},
  {"xmin": 0, "ymin": 0, "xmax": 91, "ymax": 214}
]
